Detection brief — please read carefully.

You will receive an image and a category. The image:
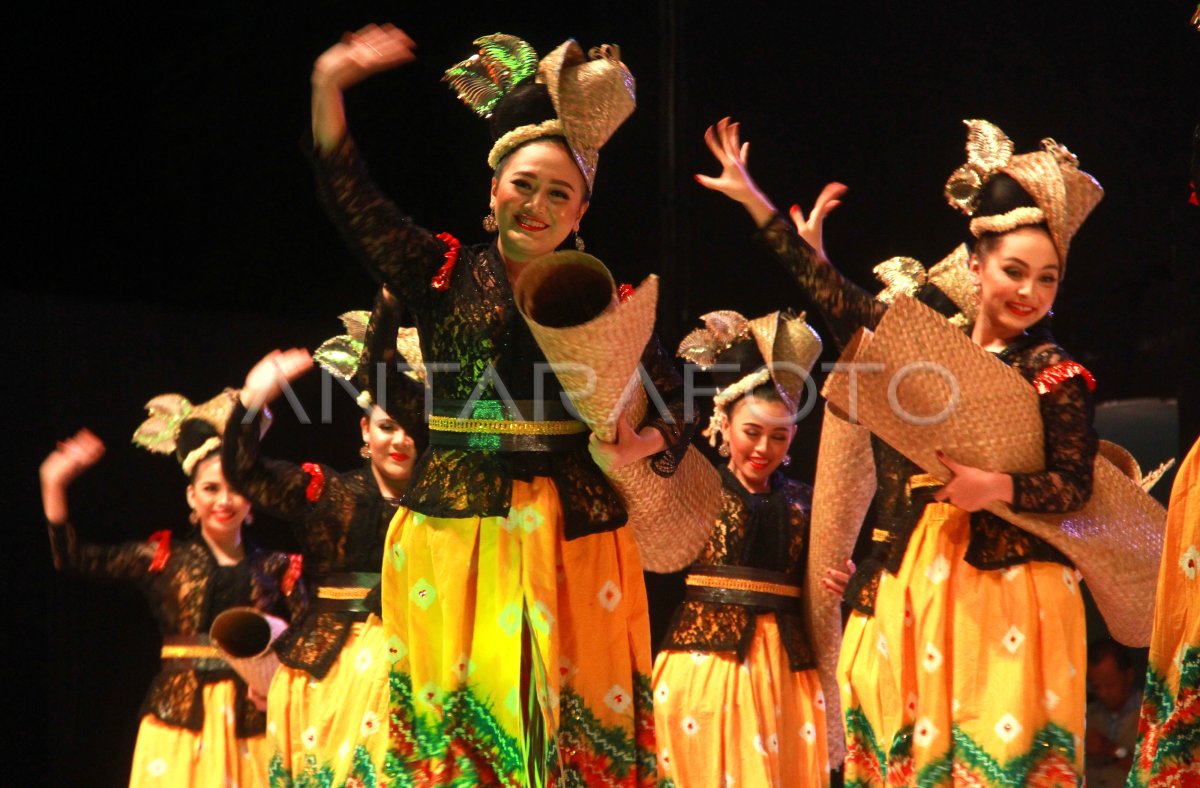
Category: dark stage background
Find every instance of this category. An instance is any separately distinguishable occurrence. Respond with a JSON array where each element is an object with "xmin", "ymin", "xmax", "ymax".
[{"xmin": 11, "ymin": 3, "xmax": 1198, "ymax": 784}]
